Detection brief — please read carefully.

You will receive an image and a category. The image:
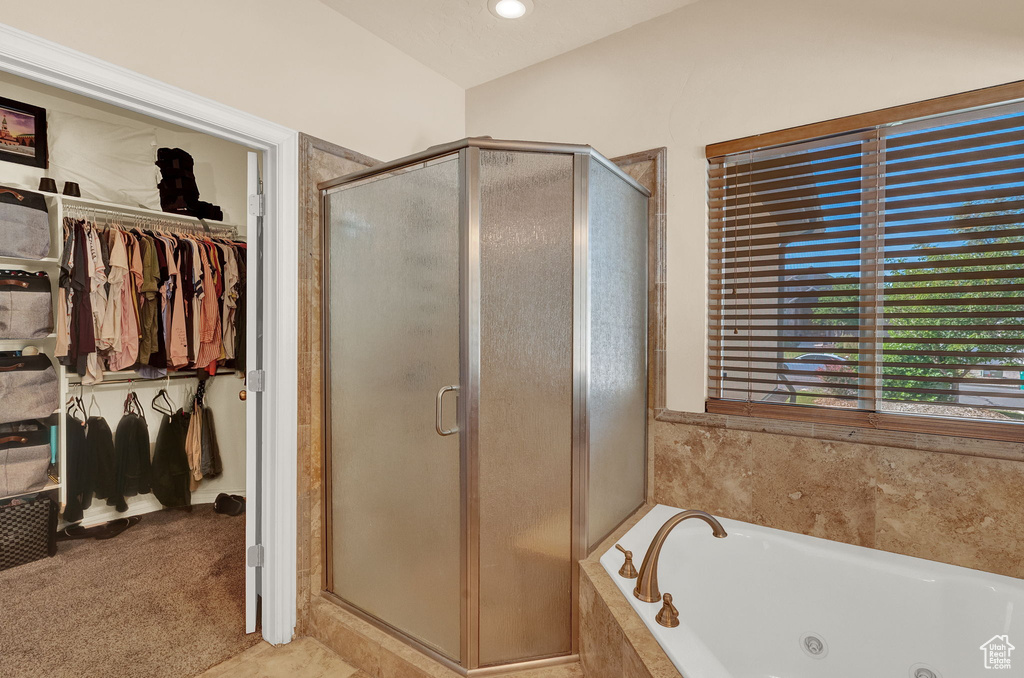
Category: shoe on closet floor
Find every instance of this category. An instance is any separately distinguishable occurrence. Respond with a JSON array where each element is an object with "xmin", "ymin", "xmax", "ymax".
[
  {"xmin": 94, "ymin": 516, "xmax": 141, "ymax": 540},
  {"xmin": 213, "ymin": 493, "xmax": 245, "ymax": 516},
  {"xmin": 56, "ymin": 516, "xmax": 140, "ymax": 541}
]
